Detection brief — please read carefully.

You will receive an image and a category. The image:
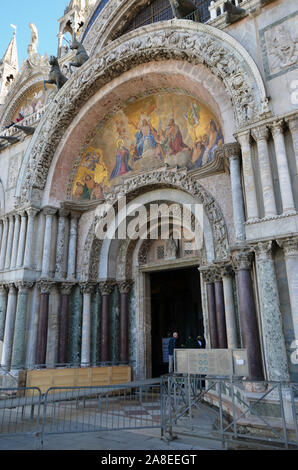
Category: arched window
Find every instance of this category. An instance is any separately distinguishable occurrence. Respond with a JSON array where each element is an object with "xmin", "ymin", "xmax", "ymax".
[{"xmin": 123, "ymin": 0, "xmax": 212, "ymax": 35}]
